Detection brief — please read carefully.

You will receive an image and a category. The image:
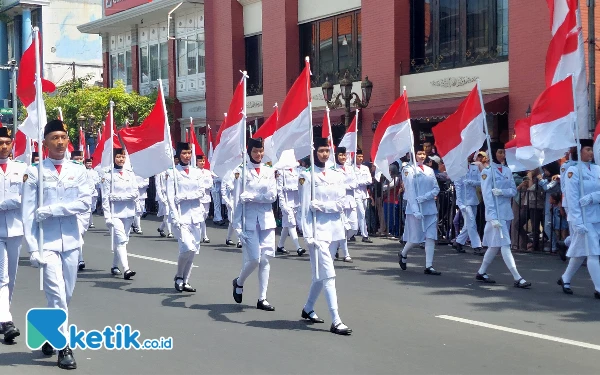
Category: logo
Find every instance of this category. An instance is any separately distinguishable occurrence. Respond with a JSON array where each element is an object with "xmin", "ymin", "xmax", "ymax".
[
  {"xmin": 299, "ymin": 177, "xmax": 305, "ymax": 185},
  {"xmin": 27, "ymin": 308, "xmax": 173, "ymax": 351},
  {"xmin": 481, "ymin": 174, "xmax": 487, "ymax": 180},
  {"xmin": 568, "ymin": 172, "xmax": 573, "ymax": 179}
]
